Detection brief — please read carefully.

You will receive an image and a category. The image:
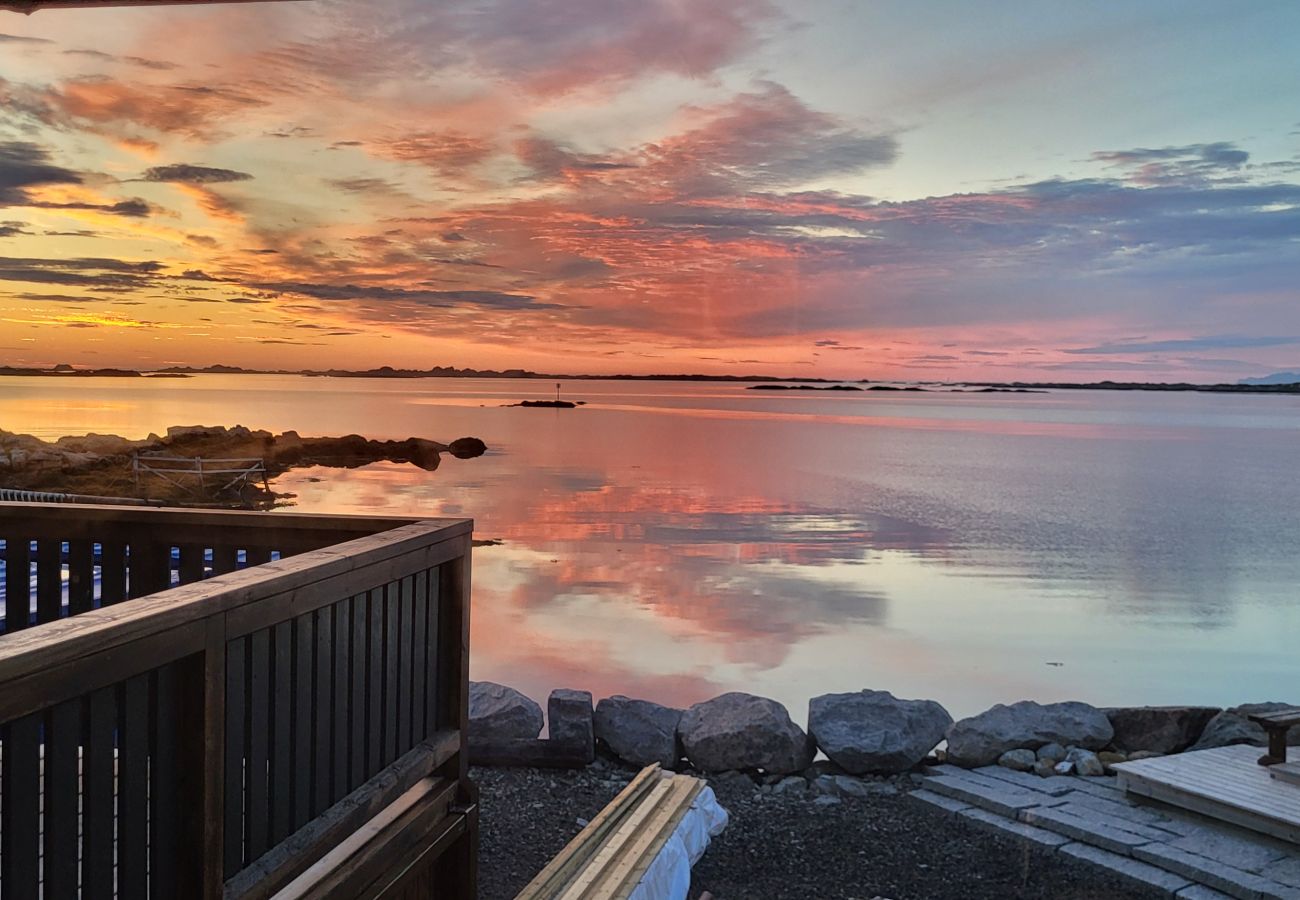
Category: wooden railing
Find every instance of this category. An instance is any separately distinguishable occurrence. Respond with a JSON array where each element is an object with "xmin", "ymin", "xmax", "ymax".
[{"xmin": 0, "ymin": 502, "xmax": 476, "ymax": 899}]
